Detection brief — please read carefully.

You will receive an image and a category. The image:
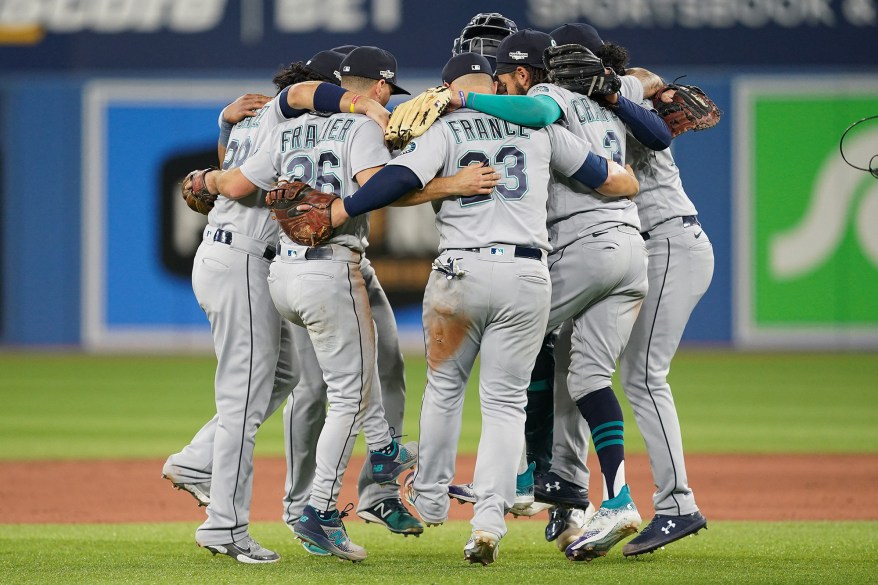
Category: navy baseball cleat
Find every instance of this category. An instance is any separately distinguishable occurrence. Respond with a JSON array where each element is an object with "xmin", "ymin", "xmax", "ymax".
[
  {"xmin": 622, "ymin": 511, "xmax": 707, "ymax": 557},
  {"xmin": 293, "ymin": 504, "xmax": 367, "ymax": 562},
  {"xmin": 357, "ymin": 497, "xmax": 424, "ymax": 536},
  {"xmin": 534, "ymin": 471, "xmax": 590, "ymax": 508},
  {"xmin": 369, "ymin": 439, "xmax": 418, "ymax": 484}
]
